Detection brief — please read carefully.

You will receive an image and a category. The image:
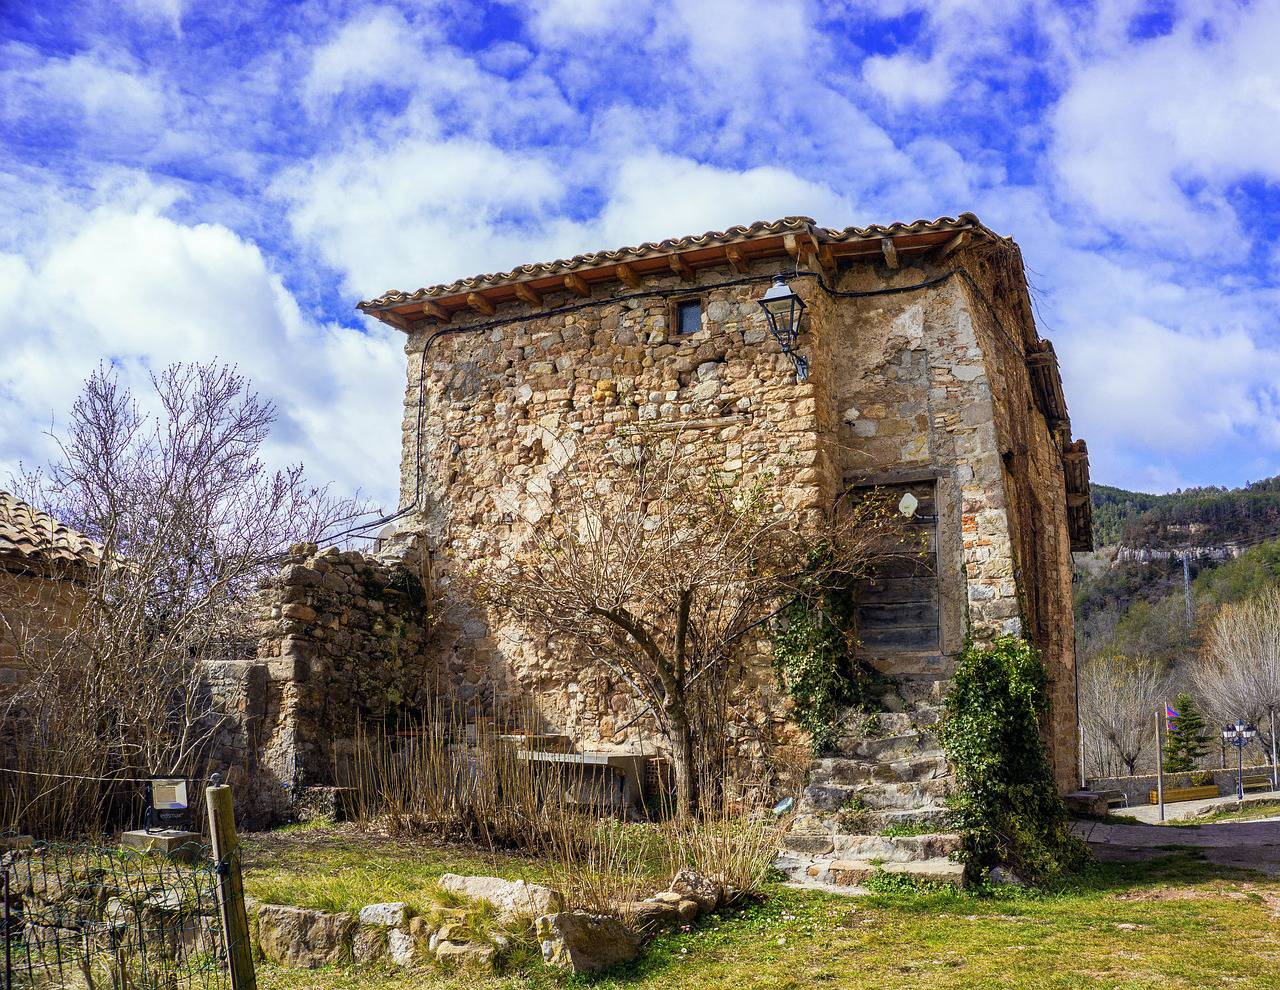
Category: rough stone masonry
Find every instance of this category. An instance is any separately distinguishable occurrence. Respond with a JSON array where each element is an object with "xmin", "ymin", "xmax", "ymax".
[{"xmin": 349, "ymin": 214, "xmax": 1092, "ymax": 799}]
